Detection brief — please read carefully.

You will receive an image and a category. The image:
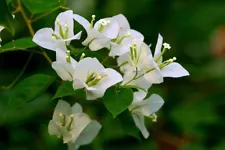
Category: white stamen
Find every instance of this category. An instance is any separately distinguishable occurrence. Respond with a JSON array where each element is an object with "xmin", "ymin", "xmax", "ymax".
[{"xmin": 163, "ymin": 43, "xmax": 171, "ymax": 49}]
